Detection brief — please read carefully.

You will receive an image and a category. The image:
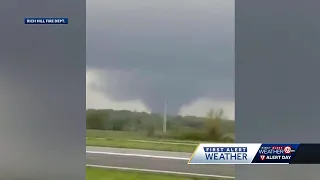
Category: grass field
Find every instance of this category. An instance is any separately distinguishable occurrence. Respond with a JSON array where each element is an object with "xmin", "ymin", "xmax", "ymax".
[
  {"xmin": 86, "ymin": 130, "xmax": 204, "ymax": 143},
  {"xmin": 86, "ymin": 130, "xmax": 203, "ymax": 152},
  {"xmin": 86, "ymin": 167, "xmax": 221, "ymax": 180},
  {"xmin": 87, "ymin": 130, "xmax": 148, "ymax": 140},
  {"xmin": 86, "ymin": 138, "xmax": 197, "ymax": 152}
]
